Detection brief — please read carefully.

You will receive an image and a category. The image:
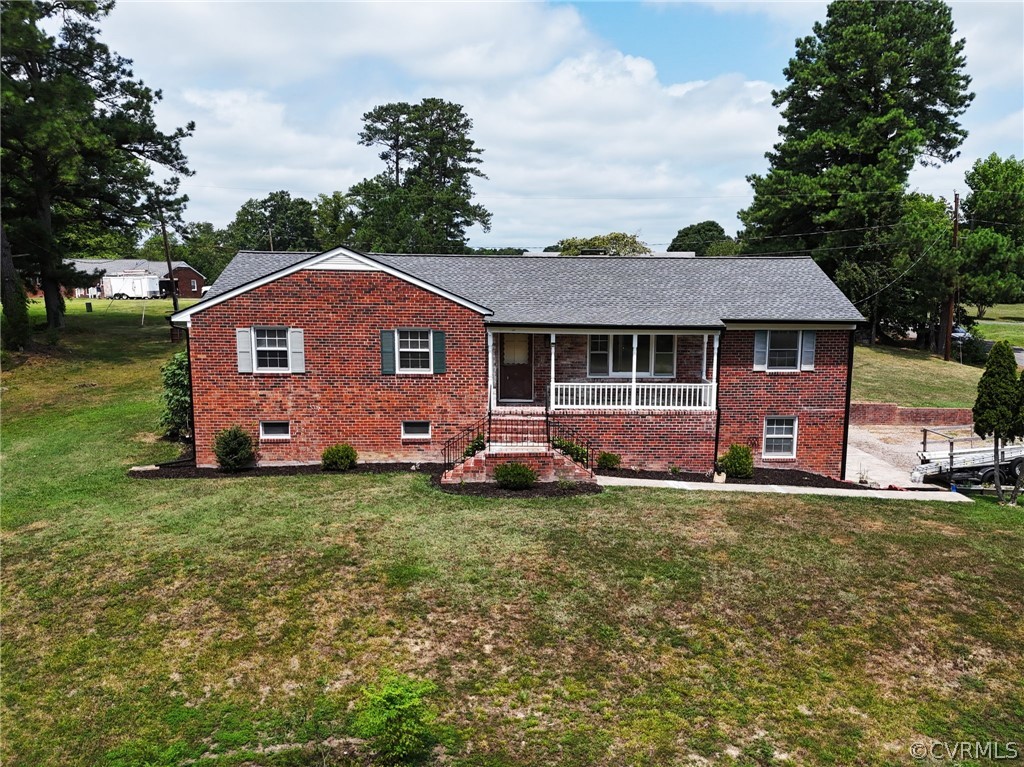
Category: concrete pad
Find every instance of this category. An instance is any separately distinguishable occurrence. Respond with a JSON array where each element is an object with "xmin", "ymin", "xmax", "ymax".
[
  {"xmin": 844, "ymin": 444, "xmax": 913, "ymax": 489},
  {"xmin": 596, "ymin": 475, "xmax": 972, "ymax": 503}
]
